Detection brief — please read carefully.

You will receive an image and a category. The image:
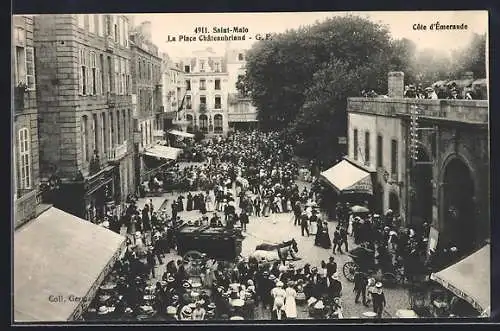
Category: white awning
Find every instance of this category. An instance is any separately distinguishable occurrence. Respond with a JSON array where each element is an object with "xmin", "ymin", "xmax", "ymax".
[
  {"xmin": 14, "ymin": 207, "xmax": 126, "ymax": 322},
  {"xmin": 144, "ymin": 145, "xmax": 182, "ymax": 160},
  {"xmin": 168, "ymin": 129, "xmax": 194, "ymax": 138},
  {"xmin": 430, "ymin": 245, "xmax": 490, "ymax": 314},
  {"xmin": 320, "ymin": 159, "xmax": 373, "ymax": 194}
]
